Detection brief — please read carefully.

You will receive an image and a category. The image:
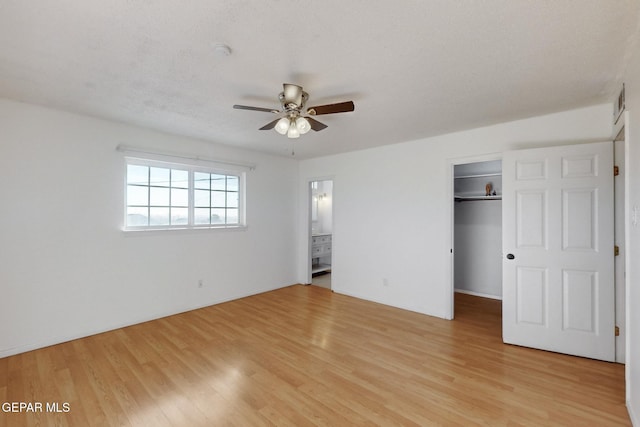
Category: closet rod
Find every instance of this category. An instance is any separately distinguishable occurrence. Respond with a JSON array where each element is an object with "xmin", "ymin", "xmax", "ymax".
[{"xmin": 454, "ymin": 196, "xmax": 502, "ymax": 202}]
